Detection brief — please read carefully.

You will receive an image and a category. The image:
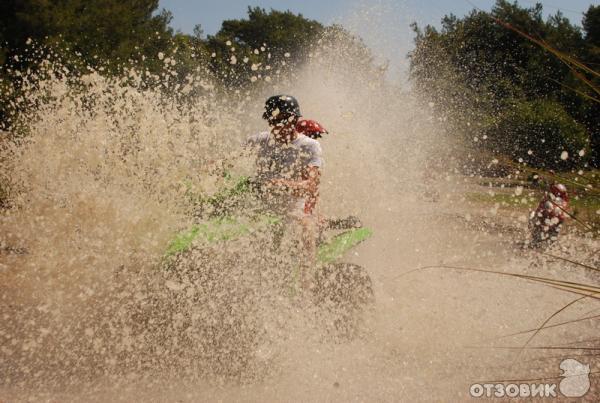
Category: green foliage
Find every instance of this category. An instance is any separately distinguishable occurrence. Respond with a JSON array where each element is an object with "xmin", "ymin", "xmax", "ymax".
[
  {"xmin": 0, "ymin": 0, "xmax": 174, "ymax": 71},
  {"xmin": 581, "ymin": 5, "xmax": 600, "ymax": 166},
  {"xmin": 198, "ymin": 7, "xmax": 375, "ymax": 89},
  {"xmin": 218, "ymin": 7, "xmax": 323, "ymax": 59},
  {"xmin": 205, "ymin": 7, "xmax": 326, "ymax": 87},
  {"xmin": 487, "ymin": 99, "xmax": 589, "ymax": 169},
  {"xmin": 0, "ymin": 0, "xmax": 180, "ymax": 131},
  {"xmin": 410, "ymin": 0, "xmax": 598, "ymax": 169},
  {"xmin": 0, "ymin": 3, "xmax": 372, "ymax": 128},
  {"xmin": 583, "ymin": 5, "xmax": 600, "ymax": 45}
]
